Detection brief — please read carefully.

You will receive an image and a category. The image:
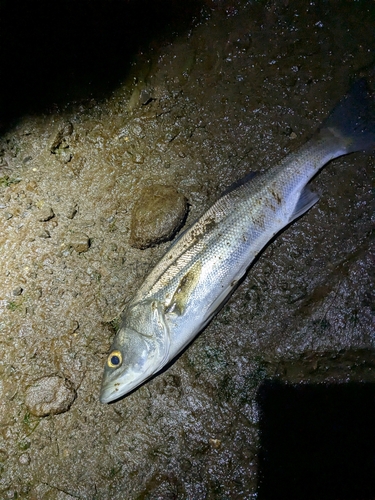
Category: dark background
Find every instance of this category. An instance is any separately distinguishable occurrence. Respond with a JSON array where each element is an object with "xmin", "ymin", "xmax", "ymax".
[
  {"xmin": 257, "ymin": 381, "xmax": 375, "ymax": 500},
  {"xmin": 0, "ymin": 0, "xmax": 203, "ymax": 128}
]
